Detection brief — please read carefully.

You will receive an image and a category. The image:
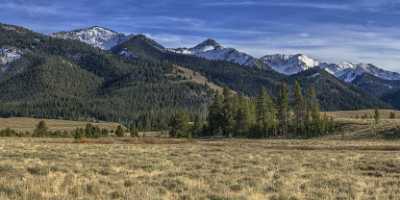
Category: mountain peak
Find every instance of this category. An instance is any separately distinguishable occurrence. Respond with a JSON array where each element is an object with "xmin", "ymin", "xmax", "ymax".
[
  {"xmin": 52, "ymin": 26, "xmax": 127, "ymax": 50},
  {"xmin": 83, "ymin": 26, "xmax": 118, "ymax": 33},
  {"xmin": 261, "ymin": 54, "xmax": 319, "ymax": 75},
  {"xmin": 192, "ymin": 38, "xmax": 222, "ymax": 52}
]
